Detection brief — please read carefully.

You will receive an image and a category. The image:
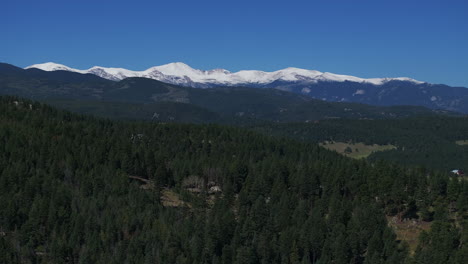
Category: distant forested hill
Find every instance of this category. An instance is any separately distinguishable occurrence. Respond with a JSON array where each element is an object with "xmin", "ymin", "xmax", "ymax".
[
  {"xmin": 261, "ymin": 79, "xmax": 468, "ymax": 113},
  {"xmin": 250, "ymin": 116, "xmax": 468, "ymax": 171},
  {"xmin": 1, "ymin": 96, "xmax": 467, "ymax": 263}
]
